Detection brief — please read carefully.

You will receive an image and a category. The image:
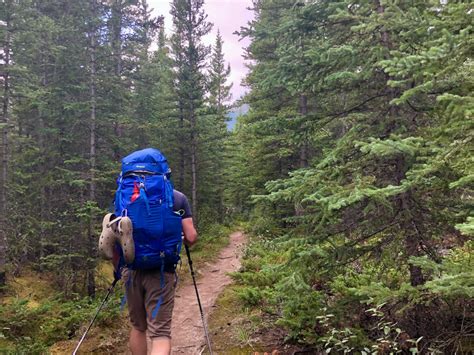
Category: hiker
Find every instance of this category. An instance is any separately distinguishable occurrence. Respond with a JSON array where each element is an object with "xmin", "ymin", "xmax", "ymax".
[
  {"xmin": 124, "ymin": 190, "xmax": 197, "ymax": 355},
  {"xmin": 98, "ymin": 148, "xmax": 197, "ymax": 355},
  {"xmin": 126, "ymin": 189, "xmax": 197, "ymax": 355}
]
